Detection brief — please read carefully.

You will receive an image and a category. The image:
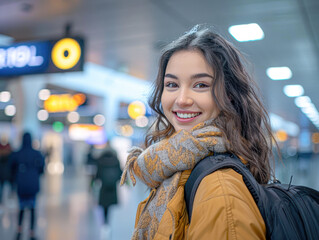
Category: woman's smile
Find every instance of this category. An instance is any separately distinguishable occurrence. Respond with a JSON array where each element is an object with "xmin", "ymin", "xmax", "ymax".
[{"xmin": 174, "ymin": 111, "xmax": 202, "ymax": 122}]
